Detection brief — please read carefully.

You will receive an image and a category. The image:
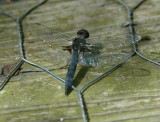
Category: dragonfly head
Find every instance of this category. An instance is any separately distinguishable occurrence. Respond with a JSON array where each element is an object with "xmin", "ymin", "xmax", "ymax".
[{"xmin": 77, "ymin": 29, "xmax": 89, "ymax": 39}]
